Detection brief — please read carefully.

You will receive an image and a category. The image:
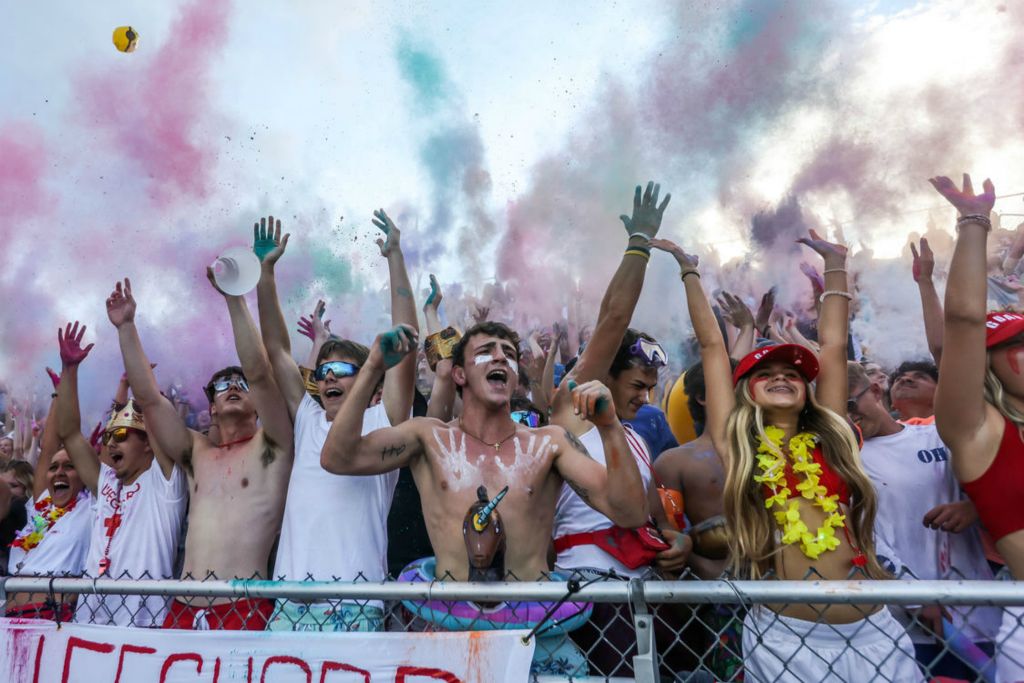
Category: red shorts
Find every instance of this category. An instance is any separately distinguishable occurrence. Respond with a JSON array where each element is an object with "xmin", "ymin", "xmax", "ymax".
[
  {"xmin": 161, "ymin": 597, "xmax": 274, "ymax": 630},
  {"xmin": 5, "ymin": 601, "xmax": 74, "ymax": 622}
]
